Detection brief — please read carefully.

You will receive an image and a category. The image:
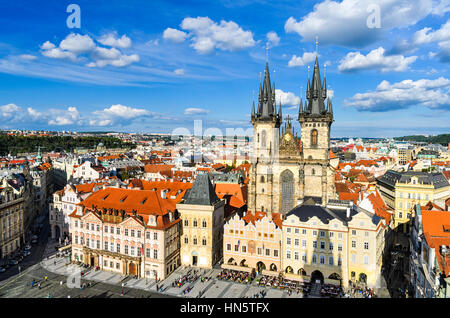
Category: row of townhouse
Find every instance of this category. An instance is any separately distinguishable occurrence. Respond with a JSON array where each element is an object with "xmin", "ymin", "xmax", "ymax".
[{"xmin": 223, "ymin": 191, "xmax": 392, "ymax": 289}]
